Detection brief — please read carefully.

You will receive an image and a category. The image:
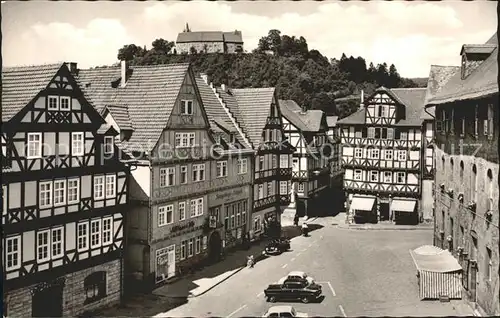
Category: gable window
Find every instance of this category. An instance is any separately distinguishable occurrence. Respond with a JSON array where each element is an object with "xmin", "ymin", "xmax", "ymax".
[
  {"xmin": 5, "ymin": 236, "xmax": 21, "ymax": 270},
  {"xmin": 60, "ymin": 96, "xmax": 70, "ymax": 111},
  {"xmin": 370, "ymin": 171, "xmax": 379, "ymax": 182},
  {"xmin": 216, "ymin": 161, "xmax": 228, "ymax": 177},
  {"xmin": 396, "ymin": 172, "xmax": 406, "ymax": 183},
  {"xmin": 68, "ymin": 178, "xmax": 80, "ymax": 203},
  {"xmin": 181, "ymin": 100, "xmax": 193, "ymax": 115},
  {"xmin": 77, "ymin": 222, "xmax": 89, "ymax": 251},
  {"xmin": 397, "ymin": 150, "xmax": 407, "ymax": 161},
  {"xmin": 105, "ymin": 175, "xmax": 116, "ymax": 198},
  {"xmin": 90, "ymin": 219, "xmax": 101, "ymax": 248},
  {"xmin": 104, "ymin": 136, "xmax": 114, "ymax": 155},
  {"xmin": 354, "ymin": 169, "xmax": 362, "ymax": 181},
  {"xmin": 280, "ymin": 155, "xmax": 289, "ymax": 168},
  {"xmin": 383, "ymin": 171, "xmax": 392, "ymax": 183},
  {"xmin": 102, "ymin": 217, "xmax": 113, "ymax": 246},
  {"xmin": 48, "ymin": 96, "xmax": 59, "ymax": 110},
  {"xmin": 37, "ymin": 230, "xmax": 50, "ymax": 262},
  {"xmin": 53, "ymin": 179, "xmax": 66, "ymax": 206},
  {"xmin": 180, "ymin": 166, "xmax": 188, "ymax": 184},
  {"xmin": 192, "ymin": 164, "xmax": 205, "ymax": 182},
  {"xmin": 160, "ymin": 167, "xmax": 175, "ymax": 187},
  {"xmin": 179, "ymin": 202, "xmax": 186, "ymax": 220},
  {"xmin": 39, "ymin": 181, "xmax": 52, "ymax": 208},
  {"xmin": 237, "ymin": 158, "xmax": 248, "ymax": 174},
  {"xmin": 84, "ymin": 271, "xmax": 107, "ymax": 304},
  {"xmin": 71, "ymin": 132, "xmax": 84, "ymax": 156},
  {"xmin": 94, "ymin": 176, "xmax": 105, "ymax": 200},
  {"xmin": 27, "ymin": 133, "xmax": 42, "ymax": 159},
  {"xmin": 175, "ymin": 132, "xmax": 196, "ymax": 147},
  {"xmin": 354, "ymin": 148, "xmax": 363, "ymax": 158}
]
